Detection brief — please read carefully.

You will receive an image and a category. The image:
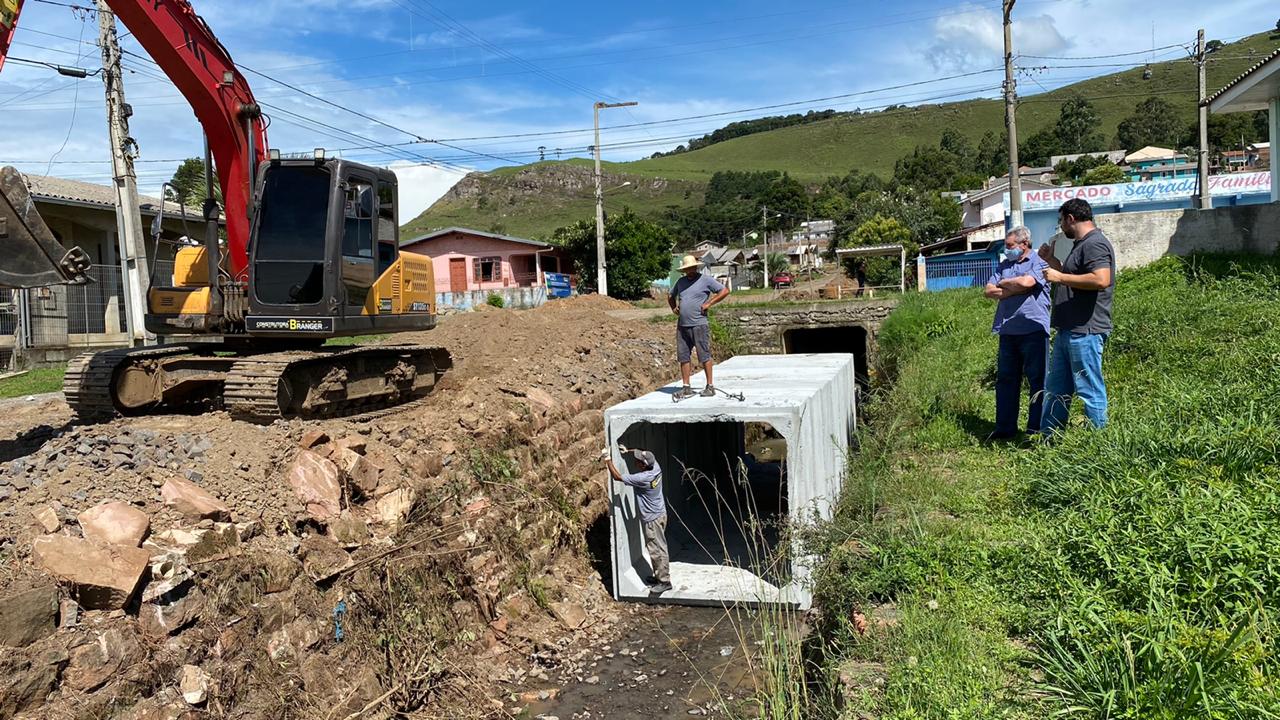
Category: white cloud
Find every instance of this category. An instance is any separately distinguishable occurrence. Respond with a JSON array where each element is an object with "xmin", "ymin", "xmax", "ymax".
[
  {"xmin": 926, "ymin": 3, "xmax": 1069, "ymax": 71},
  {"xmin": 390, "ymin": 161, "xmax": 470, "ymax": 221}
]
